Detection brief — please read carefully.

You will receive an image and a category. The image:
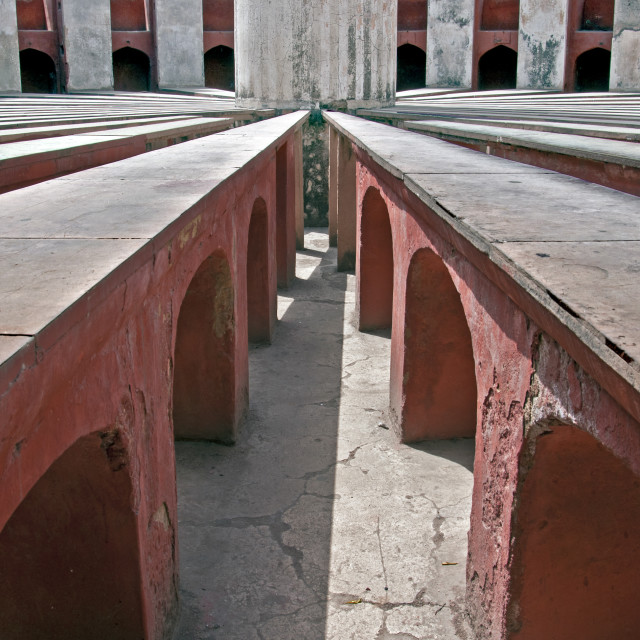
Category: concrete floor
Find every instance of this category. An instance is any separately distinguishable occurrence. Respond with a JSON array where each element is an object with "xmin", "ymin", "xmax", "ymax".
[{"xmin": 174, "ymin": 230, "xmax": 475, "ymax": 640}]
